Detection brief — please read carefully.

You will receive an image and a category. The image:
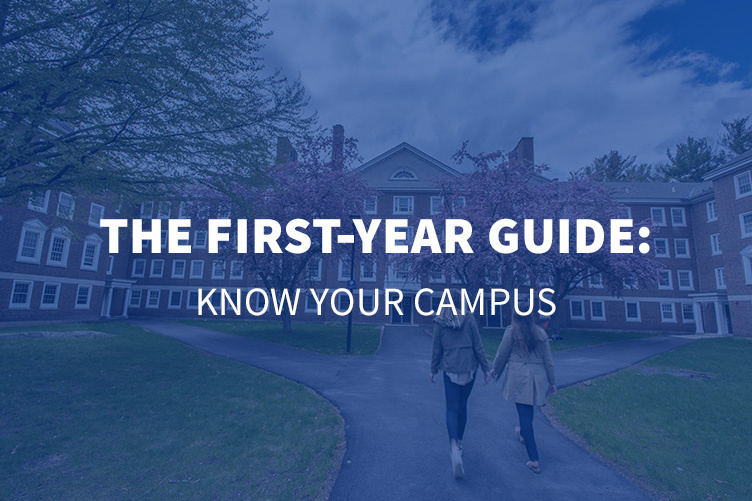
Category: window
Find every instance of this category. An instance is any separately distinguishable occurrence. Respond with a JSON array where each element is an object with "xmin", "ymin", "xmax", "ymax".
[
  {"xmin": 670, "ymin": 207, "xmax": 686, "ymax": 226},
  {"xmin": 75, "ymin": 285, "xmax": 92, "ymax": 309},
  {"xmin": 453, "ymin": 196, "xmax": 466, "ymax": 212},
  {"xmin": 337, "ymin": 292, "xmax": 352, "ymax": 312},
  {"xmin": 217, "ymin": 204, "xmax": 231, "ymax": 219},
  {"xmin": 620, "ymin": 206, "xmax": 632, "ymax": 219},
  {"xmin": 677, "ymin": 270, "xmax": 693, "ymax": 290},
  {"xmin": 735, "ymin": 171, "xmax": 752, "ymax": 198},
  {"xmin": 306, "ymin": 258, "xmax": 322, "ymax": 281},
  {"xmin": 338, "ymin": 256, "xmax": 352, "ymax": 281},
  {"xmin": 588, "ymin": 273, "xmax": 603, "ymax": 289},
  {"xmin": 590, "ymin": 300, "xmax": 605, "ymax": 320},
  {"xmin": 187, "ymin": 291, "xmax": 199, "ymax": 309},
  {"xmin": 80, "ymin": 235, "xmax": 102, "ymax": 271},
  {"xmin": 305, "ymin": 291, "xmax": 319, "ymax": 313},
  {"xmin": 569, "ymin": 299, "xmax": 585, "ymax": 320},
  {"xmin": 657, "ymin": 270, "xmax": 672, "ymax": 290},
  {"xmin": 107, "ymin": 255, "xmax": 114, "ymax": 275},
  {"xmin": 132, "ymin": 259, "xmax": 146, "ymax": 277},
  {"xmin": 682, "ymin": 304, "xmax": 694, "ymax": 322},
  {"xmin": 172, "ymin": 260, "xmax": 186, "ymax": 278},
  {"xmin": 360, "ymin": 258, "xmax": 376, "ymax": 282},
  {"xmin": 57, "ymin": 193, "xmax": 75, "ymax": 219},
  {"xmin": 715, "ymin": 267, "xmax": 726, "ymax": 289},
  {"xmin": 194, "ymin": 230, "xmax": 208, "ymax": 249},
  {"xmin": 390, "ymin": 169, "xmax": 417, "ymax": 180},
  {"xmin": 147, "ymin": 290, "xmax": 160, "ymax": 308},
  {"xmin": 706, "ymin": 200, "xmax": 717, "ymax": 222},
  {"xmin": 654, "ymin": 238, "xmax": 669, "ymax": 258},
  {"xmin": 47, "ymin": 229, "xmax": 71, "ymax": 267},
  {"xmin": 623, "ymin": 277, "xmax": 638, "ymax": 289},
  {"xmin": 650, "ymin": 207, "xmax": 666, "ymax": 226},
  {"xmin": 168, "ymin": 290, "xmax": 182, "ymax": 309},
  {"xmin": 743, "ymin": 251, "xmax": 752, "ymax": 285},
  {"xmin": 40, "ymin": 283, "xmax": 60, "ymax": 309},
  {"xmin": 430, "ymin": 196, "xmax": 443, "ymax": 215},
  {"xmin": 140, "ymin": 201, "xmax": 154, "ymax": 218},
  {"xmin": 360, "ymin": 292, "xmax": 375, "ymax": 312},
  {"xmin": 129, "ymin": 289, "xmax": 142, "ymax": 307},
  {"xmin": 660, "ymin": 303, "xmax": 675, "ymax": 322},
  {"xmin": 88, "ymin": 203, "xmax": 104, "ymax": 227},
  {"xmin": 190, "ymin": 260, "xmax": 204, "ymax": 278},
  {"xmin": 740, "ymin": 212, "xmax": 752, "ymax": 238},
  {"xmin": 711, "ymin": 234, "xmax": 722, "ymax": 255},
  {"xmin": 17, "ymin": 220, "xmax": 47, "ymax": 264},
  {"xmin": 150, "ymin": 259, "xmax": 164, "ymax": 278},
  {"xmin": 674, "ymin": 238, "xmax": 690, "ymax": 258},
  {"xmin": 9, "ymin": 281, "xmax": 33, "ymax": 308},
  {"xmin": 212, "ymin": 260, "xmax": 225, "ymax": 279},
  {"xmin": 230, "ymin": 261, "xmax": 244, "ymax": 279},
  {"xmin": 28, "ymin": 191, "xmax": 50, "ymax": 213},
  {"xmin": 364, "ymin": 196, "xmax": 377, "ymax": 215},
  {"xmin": 625, "ymin": 301, "xmax": 640, "ymax": 322},
  {"xmin": 178, "ymin": 202, "xmax": 189, "ymax": 219},
  {"xmin": 161, "ymin": 230, "xmax": 168, "ymax": 249},
  {"xmin": 393, "ymin": 196, "xmax": 414, "ymax": 214},
  {"xmin": 429, "ymin": 270, "xmax": 446, "ymax": 283},
  {"xmin": 158, "ymin": 201, "xmax": 171, "ymax": 218}
]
